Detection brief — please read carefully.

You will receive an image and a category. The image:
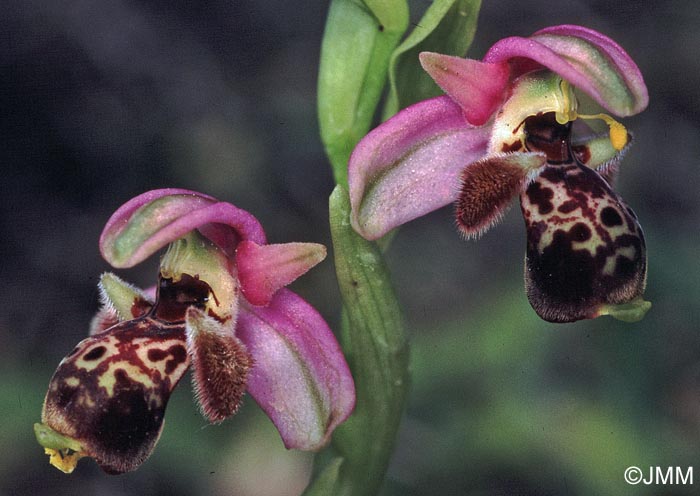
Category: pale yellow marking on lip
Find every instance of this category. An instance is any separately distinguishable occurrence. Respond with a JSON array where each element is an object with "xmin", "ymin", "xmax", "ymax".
[
  {"xmin": 525, "ymin": 170, "xmax": 641, "ymax": 260},
  {"xmin": 147, "ymin": 390, "xmax": 163, "ymax": 408},
  {"xmin": 74, "ymin": 336, "xmax": 120, "ymax": 372},
  {"xmin": 602, "ymin": 255, "xmax": 617, "ymax": 276},
  {"xmin": 602, "ymin": 245, "xmax": 637, "ymax": 276},
  {"xmin": 64, "ymin": 377, "xmax": 80, "ymax": 387},
  {"xmin": 98, "ymin": 360, "xmax": 155, "ymax": 397},
  {"xmin": 79, "ymin": 393, "xmax": 96, "ymax": 408},
  {"xmin": 133, "ymin": 337, "xmax": 189, "ymax": 379}
]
